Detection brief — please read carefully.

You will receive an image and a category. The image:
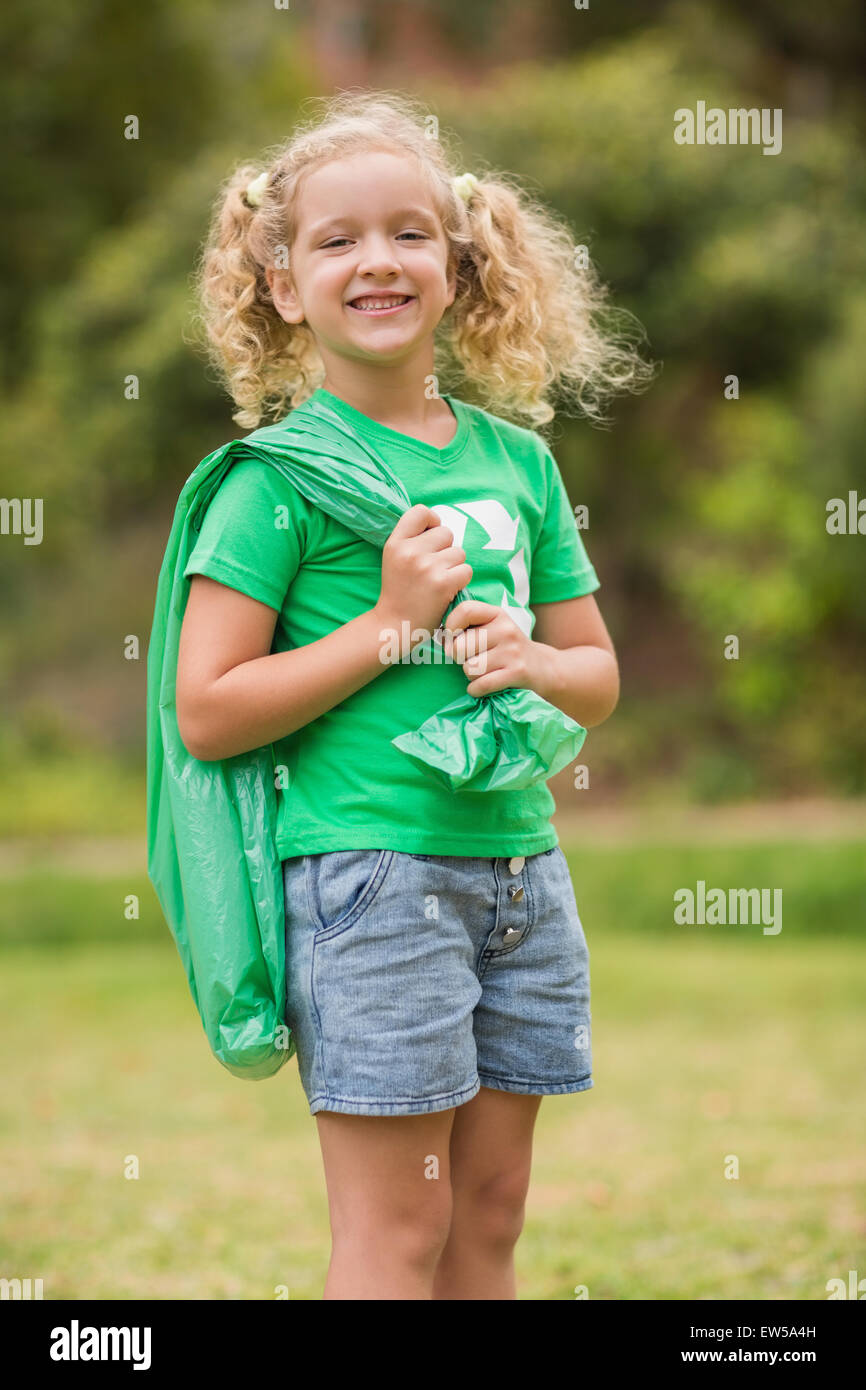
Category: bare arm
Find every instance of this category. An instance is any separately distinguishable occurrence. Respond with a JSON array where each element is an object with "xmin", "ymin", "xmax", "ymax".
[
  {"xmin": 439, "ymin": 589, "xmax": 620, "ymax": 729},
  {"xmin": 175, "ymin": 504, "xmax": 472, "ymax": 761},
  {"xmin": 531, "ymin": 594, "xmax": 620, "ymax": 728},
  {"xmin": 175, "ymin": 576, "xmax": 394, "ymax": 760}
]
